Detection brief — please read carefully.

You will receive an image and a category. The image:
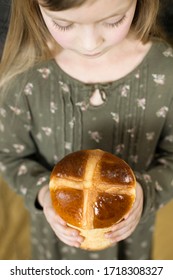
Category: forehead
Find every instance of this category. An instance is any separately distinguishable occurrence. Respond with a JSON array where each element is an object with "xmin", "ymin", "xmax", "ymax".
[{"xmin": 42, "ymin": 0, "xmax": 134, "ymax": 23}]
